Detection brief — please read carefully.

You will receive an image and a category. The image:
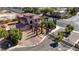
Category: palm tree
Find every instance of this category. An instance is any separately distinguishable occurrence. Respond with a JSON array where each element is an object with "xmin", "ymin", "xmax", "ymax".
[
  {"xmin": 33, "ymin": 23, "xmax": 39, "ymax": 36},
  {"xmin": 40, "ymin": 18, "xmax": 47, "ymax": 34}
]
